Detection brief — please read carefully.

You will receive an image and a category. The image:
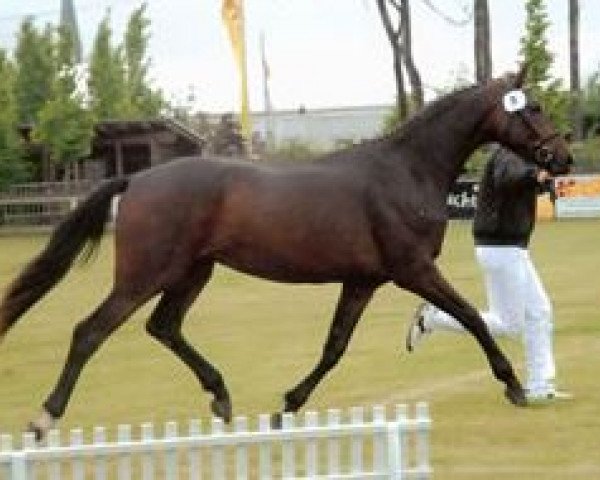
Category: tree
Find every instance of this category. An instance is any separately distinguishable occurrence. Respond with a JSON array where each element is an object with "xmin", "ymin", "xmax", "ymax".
[
  {"xmin": 88, "ymin": 12, "xmax": 129, "ymax": 120},
  {"xmin": 0, "ymin": 5, "xmax": 167, "ymax": 190},
  {"xmin": 569, "ymin": 0, "xmax": 582, "ymax": 139},
  {"xmin": 13, "ymin": 19, "xmax": 56, "ymax": 125},
  {"xmin": 377, "ymin": 0, "xmax": 408, "ymax": 120},
  {"xmin": 12, "ymin": 19, "xmax": 61, "ymax": 182},
  {"xmin": 0, "ymin": 51, "xmax": 29, "ymax": 190},
  {"xmin": 35, "ymin": 26, "xmax": 93, "ymax": 179},
  {"xmin": 89, "ymin": 7, "xmax": 164, "ymax": 121},
  {"xmin": 376, "ymin": 0, "xmax": 423, "ymax": 121},
  {"xmin": 581, "ymin": 70, "xmax": 600, "ymax": 136},
  {"xmin": 397, "ymin": 0, "xmax": 423, "ymax": 109},
  {"xmin": 123, "ymin": 4, "xmax": 165, "ymax": 117},
  {"xmin": 519, "ymin": 0, "xmax": 568, "ymax": 132},
  {"xmin": 474, "ymin": 0, "xmax": 491, "ymax": 82}
]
